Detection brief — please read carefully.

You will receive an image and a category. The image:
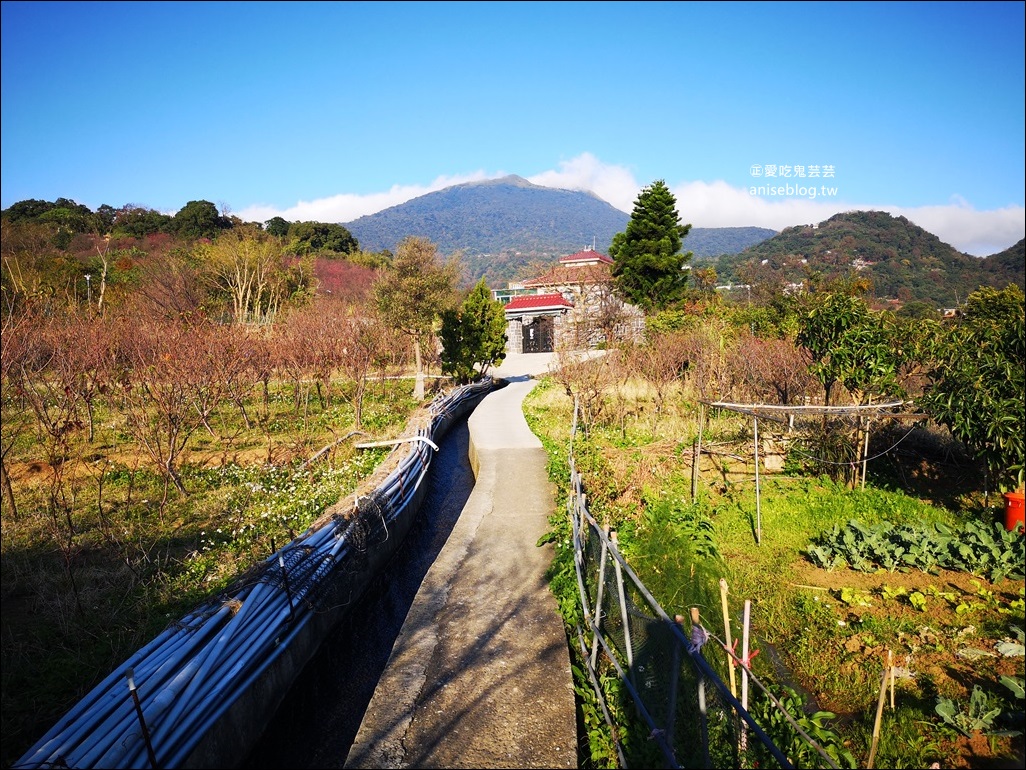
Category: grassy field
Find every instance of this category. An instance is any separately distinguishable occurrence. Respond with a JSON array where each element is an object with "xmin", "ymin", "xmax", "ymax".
[
  {"xmin": 0, "ymin": 376, "xmax": 425, "ymax": 769},
  {"xmin": 523, "ymin": 374, "xmax": 1025, "ymax": 769}
]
